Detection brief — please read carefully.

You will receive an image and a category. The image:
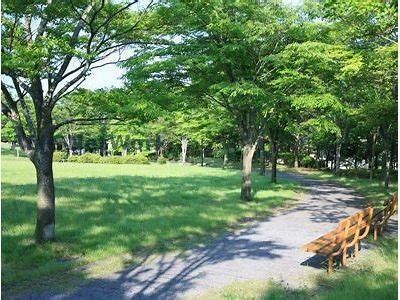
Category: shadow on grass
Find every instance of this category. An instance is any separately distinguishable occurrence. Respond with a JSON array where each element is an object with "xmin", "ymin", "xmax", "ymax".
[{"xmin": 2, "ymin": 172, "xmax": 297, "ymax": 297}]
